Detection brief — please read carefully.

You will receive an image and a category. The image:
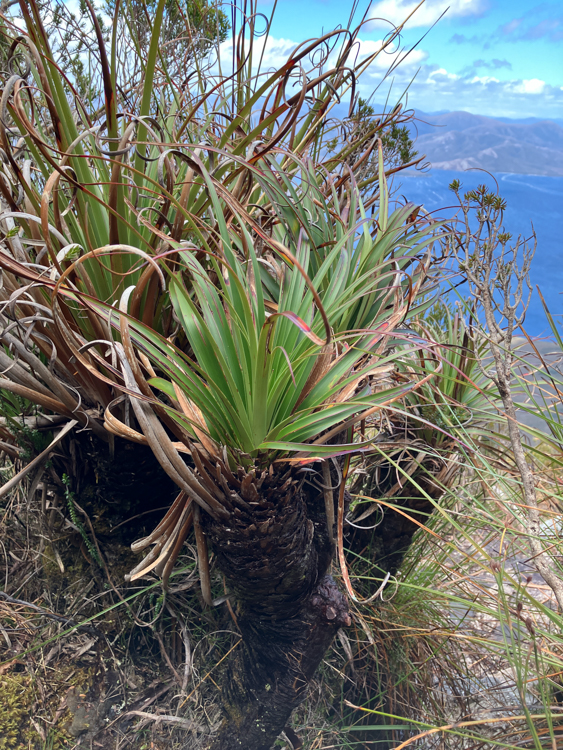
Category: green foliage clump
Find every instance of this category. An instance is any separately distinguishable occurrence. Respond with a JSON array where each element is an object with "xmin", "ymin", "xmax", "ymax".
[
  {"xmin": 381, "ymin": 121, "xmax": 418, "ymax": 169},
  {"xmin": 104, "ymin": 0, "xmax": 229, "ymax": 62},
  {"xmin": 343, "ymin": 97, "xmax": 419, "ymax": 178}
]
